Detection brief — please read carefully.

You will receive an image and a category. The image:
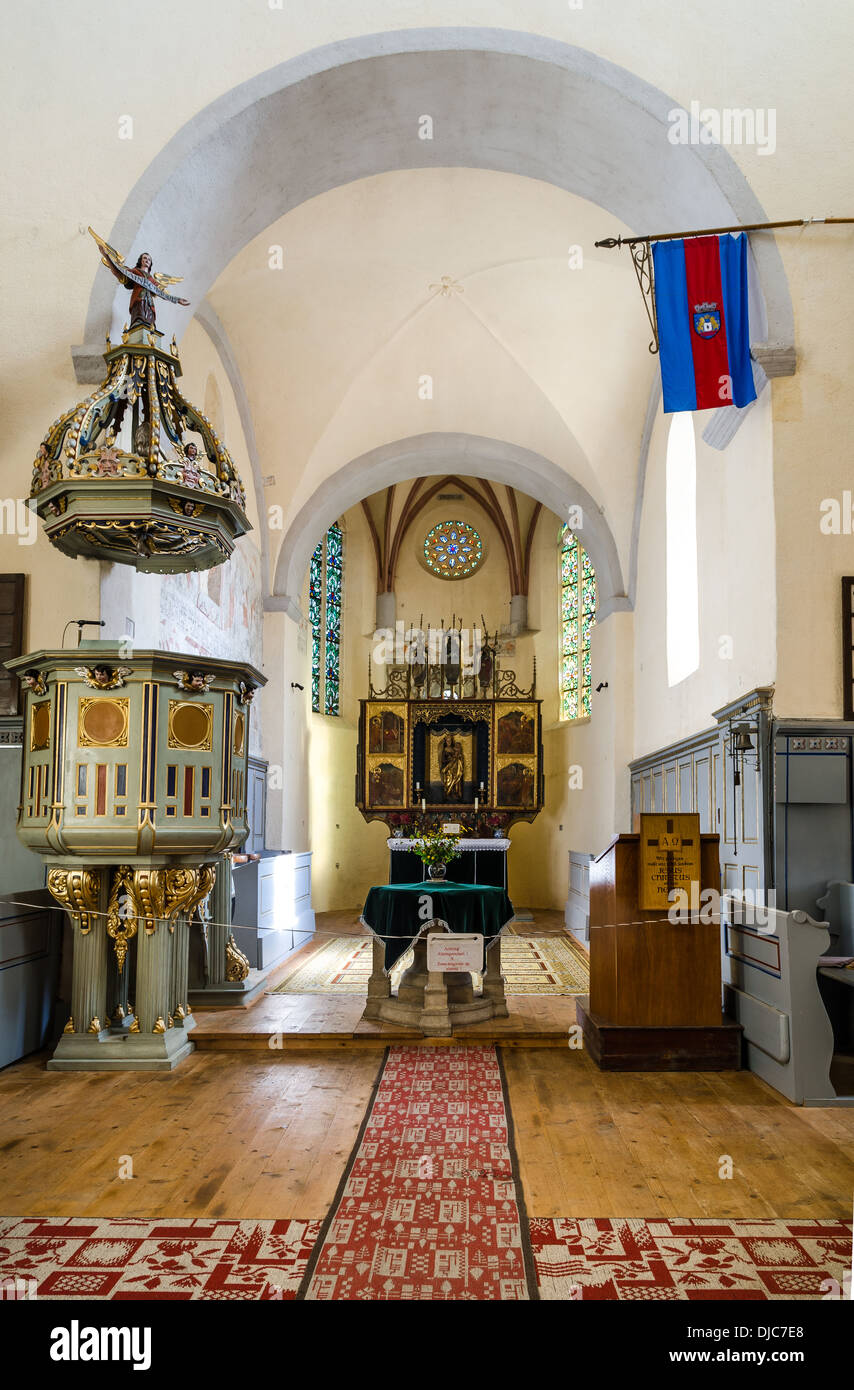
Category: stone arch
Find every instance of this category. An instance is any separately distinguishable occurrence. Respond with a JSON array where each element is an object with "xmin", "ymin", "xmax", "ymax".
[
  {"xmin": 73, "ymin": 27, "xmax": 793, "ymax": 379},
  {"xmin": 268, "ymin": 433, "xmax": 628, "ymax": 622}
]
